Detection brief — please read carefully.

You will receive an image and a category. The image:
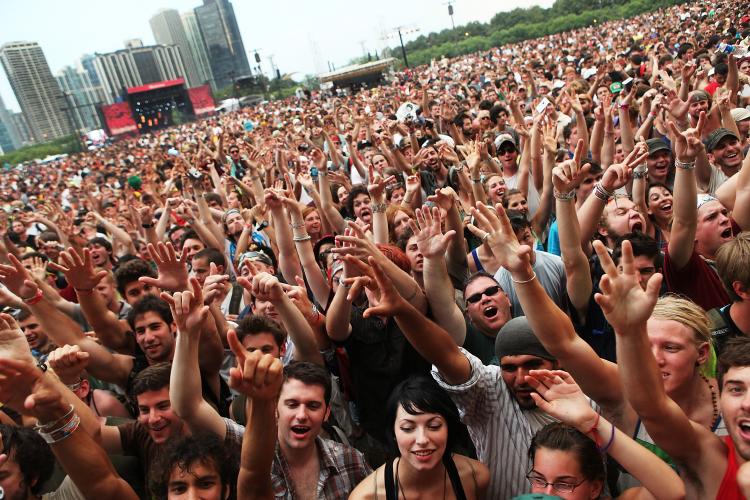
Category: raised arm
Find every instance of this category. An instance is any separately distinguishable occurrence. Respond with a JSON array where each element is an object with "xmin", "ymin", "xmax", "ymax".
[
  {"xmin": 594, "ymin": 240, "xmax": 717, "ymax": 466},
  {"xmin": 266, "ymin": 189, "xmax": 303, "ymax": 285},
  {"xmin": 466, "ymin": 203, "xmax": 624, "ymax": 410},
  {"xmin": 359, "ymin": 256, "xmax": 471, "ymax": 385},
  {"xmin": 229, "ymin": 337, "xmax": 282, "ymax": 500},
  {"xmin": 367, "ymin": 165, "xmax": 393, "ymax": 245},
  {"xmin": 50, "ymin": 248, "xmax": 133, "ymax": 353},
  {"xmin": 164, "ymin": 279, "xmax": 227, "ymax": 439},
  {"xmin": 313, "ymin": 148, "xmax": 347, "ymax": 234},
  {"xmin": 733, "ymin": 144, "xmax": 750, "ymax": 231},
  {"xmin": 666, "ymin": 114, "xmax": 706, "ymax": 269},
  {"xmin": 427, "ymin": 188, "xmax": 468, "ymax": 283},
  {"xmin": 239, "ymin": 271, "xmax": 323, "ymax": 365},
  {"xmin": 412, "ymin": 207, "xmax": 466, "ymax": 345},
  {"xmin": 527, "ymin": 369, "xmax": 686, "ymax": 500}
]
